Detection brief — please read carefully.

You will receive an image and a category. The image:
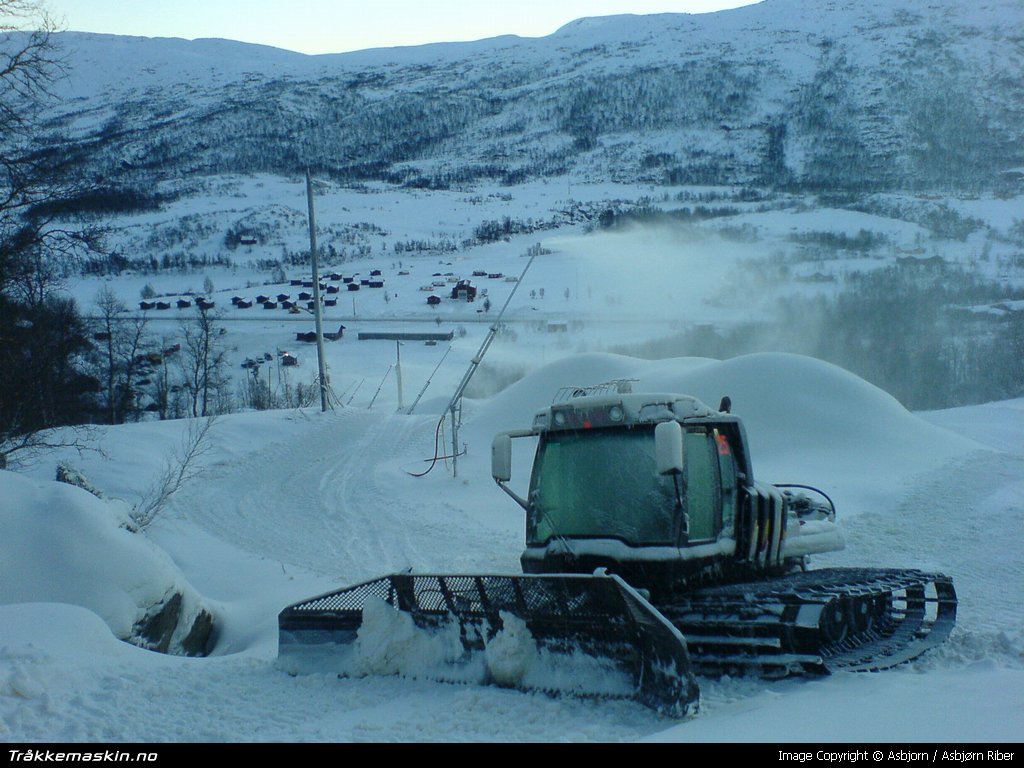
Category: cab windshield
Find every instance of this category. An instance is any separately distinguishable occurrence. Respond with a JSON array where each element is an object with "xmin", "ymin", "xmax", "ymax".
[{"xmin": 528, "ymin": 427, "xmax": 678, "ymax": 546}]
